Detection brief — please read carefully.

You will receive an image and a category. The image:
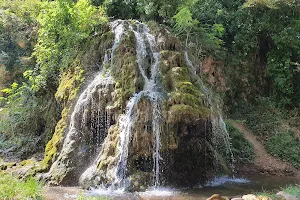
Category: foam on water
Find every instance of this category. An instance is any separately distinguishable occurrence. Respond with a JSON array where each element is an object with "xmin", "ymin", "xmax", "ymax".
[
  {"xmin": 204, "ymin": 176, "xmax": 250, "ymax": 187},
  {"xmin": 139, "ymin": 187, "xmax": 179, "ymax": 197},
  {"xmin": 88, "ymin": 187, "xmax": 125, "ymax": 196}
]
